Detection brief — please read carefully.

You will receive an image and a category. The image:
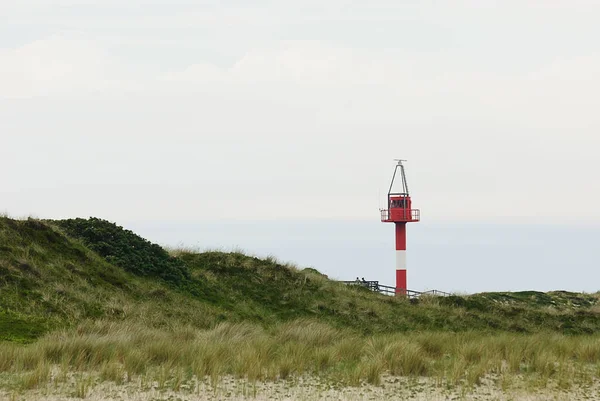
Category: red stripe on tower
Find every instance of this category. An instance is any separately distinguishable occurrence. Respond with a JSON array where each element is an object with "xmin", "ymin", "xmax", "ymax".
[{"xmin": 395, "ymin": 222, "xmax": 406, "ymax": 250}]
